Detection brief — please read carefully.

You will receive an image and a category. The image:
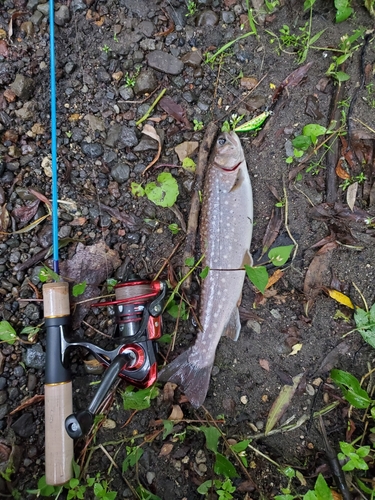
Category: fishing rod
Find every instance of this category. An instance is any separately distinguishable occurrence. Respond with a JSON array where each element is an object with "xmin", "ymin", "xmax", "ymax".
[{"xmin": 43, "ymin": 3, "xmax": 167, "ymax": 486}]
